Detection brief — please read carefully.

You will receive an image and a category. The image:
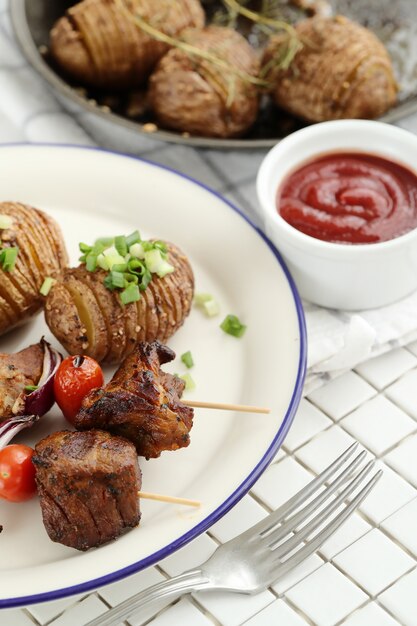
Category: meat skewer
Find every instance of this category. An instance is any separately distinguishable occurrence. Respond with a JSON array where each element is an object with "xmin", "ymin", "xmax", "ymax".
[
  {"xmin": 33, "ymin": 429, "xmax": 200, "ymax": 551},
  {"xmin": 74, "ymin": 341, "xmax": 194, "ymax": 459},
  {"xmin": 74, "ymin": 341, "xmax": 271, "ymax": 459},
  {"xmin": 183, "ymin": 400, "xmax": 270, "ymax": 414}
]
